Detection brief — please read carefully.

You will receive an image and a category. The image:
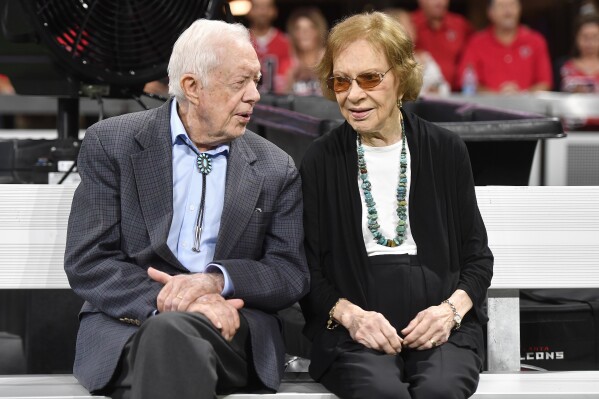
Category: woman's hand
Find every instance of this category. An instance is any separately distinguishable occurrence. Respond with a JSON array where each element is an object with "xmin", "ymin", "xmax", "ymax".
[
  {"xmin": 335, "ymin": 299, "xmax": 403, "ymax": 354},
  {"xmin": 401, "ymin": 290, "xmax": 473, "ymax": 350},
  {"xmin": 401, "ymin": 304, "xmax": 454, "ymax": 350}
]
